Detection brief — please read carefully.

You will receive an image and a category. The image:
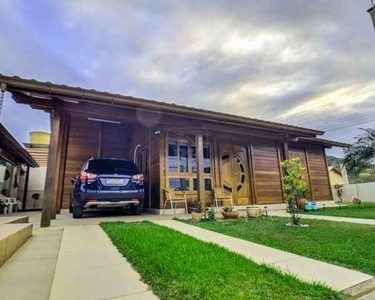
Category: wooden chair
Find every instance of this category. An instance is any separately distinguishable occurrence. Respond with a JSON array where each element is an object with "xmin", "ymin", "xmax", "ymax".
[
  {"xmin": 163, "ymin": 187, "xmax": 188, "ymax": 215},
  {"xmin": 214, "ymin": 188, "xmax": 233, "ymax": 212}
]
